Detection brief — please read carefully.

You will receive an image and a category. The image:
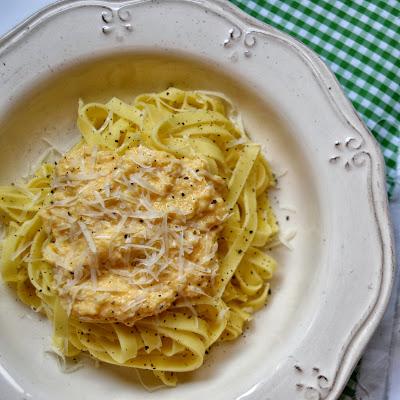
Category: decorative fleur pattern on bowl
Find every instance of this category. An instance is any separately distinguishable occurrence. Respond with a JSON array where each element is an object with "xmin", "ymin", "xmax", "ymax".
[
  {"xmin": 101, "ymin": 7, "xmax": 133, "ymax": 38},
  {"xmin": 223, "ymin": 27, "xmax": 257, "ymax": 60},
  {"xmin": 294, "ymin": 365, "xmax": 331, "ymax": 400},
  {"xmin": 329, "ymin": 137, "xmax": 369, "ymax": 170}
]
